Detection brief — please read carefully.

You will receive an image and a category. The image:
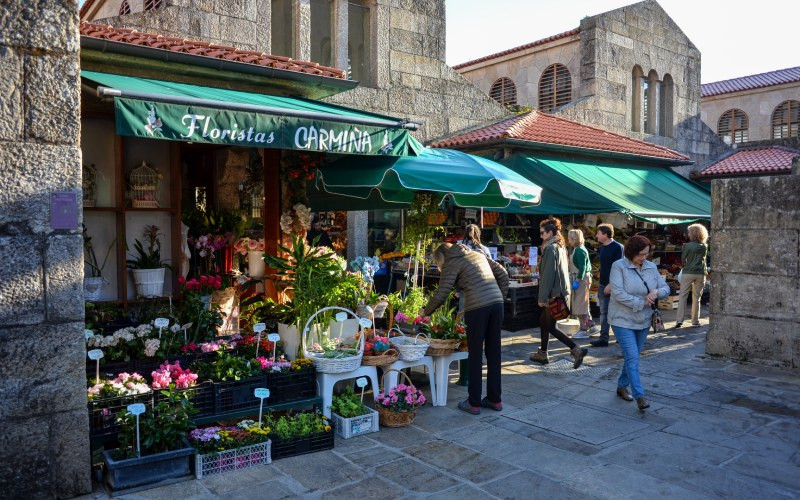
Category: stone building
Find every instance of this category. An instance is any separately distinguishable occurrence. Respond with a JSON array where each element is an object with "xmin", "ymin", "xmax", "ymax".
[
  {"xmin": 452, "ymin": 0, "xmax": 728, "ymax": 174},
  {"xmin": 79, "ymin": 0, "xmax": 508, "ymax": 143},
  {"xmin": 0, "ymin": 2, "xmax": 91, "ymax": 497}
]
